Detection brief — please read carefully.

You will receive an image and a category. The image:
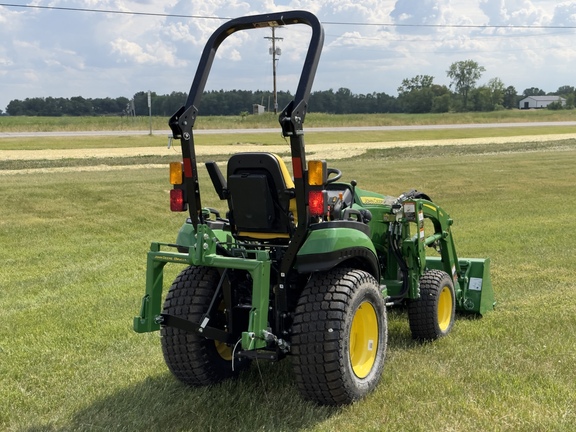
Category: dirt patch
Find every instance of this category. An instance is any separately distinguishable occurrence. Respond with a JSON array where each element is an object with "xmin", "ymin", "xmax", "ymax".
[
  {"xmin": 0, "ymin": 164, "xmax": 166, "ymax": 176},
  {"xmin": 2, "ymin": 133, "xmax": 575, "ymax": 175}
]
